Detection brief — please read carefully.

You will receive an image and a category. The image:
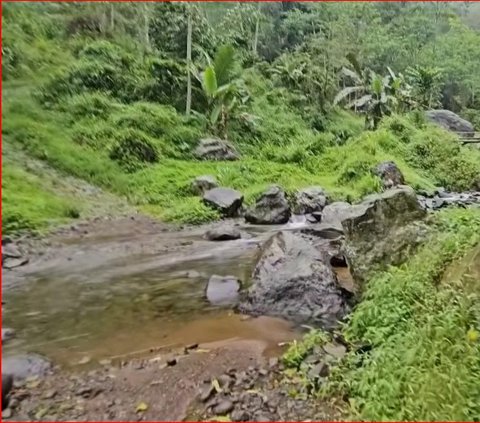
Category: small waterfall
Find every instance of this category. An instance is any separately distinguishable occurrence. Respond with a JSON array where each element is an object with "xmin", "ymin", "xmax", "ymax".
[{"xmin": 285, "ymin": 214, "xmax": 307, "ymax": 229}]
